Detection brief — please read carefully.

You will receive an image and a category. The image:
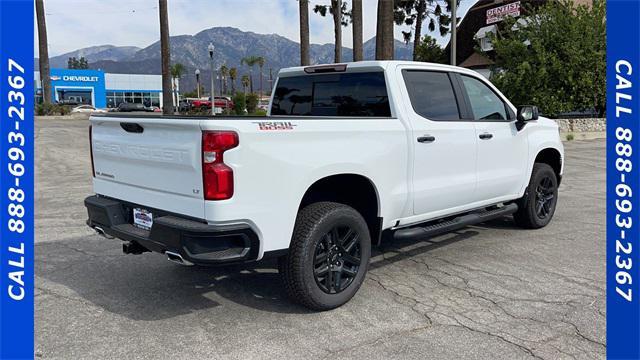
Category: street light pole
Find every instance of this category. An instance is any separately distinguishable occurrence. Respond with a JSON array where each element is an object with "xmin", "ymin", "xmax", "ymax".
[
  {"xmin": 195, "ymin": 68, "xmax": 200, "ymax": 98},
  {"xmin": 208, "ymin": 43, "xmax": 215, "ymax": 116},
  {"xmin": 451, "ymin": 0, "xmax": 457, "ymax": 66}
]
